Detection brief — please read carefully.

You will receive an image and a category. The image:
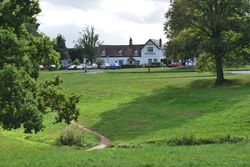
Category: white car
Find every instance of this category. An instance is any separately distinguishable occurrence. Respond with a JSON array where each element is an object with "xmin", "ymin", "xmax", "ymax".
[
  {"xmin": 76, "ymin": 64, "xmax": 86, "ymax": 70},
  {"xmin": 49, "ymin": 65, "xmax": 56, "ymax": 70},
  {"xmin": 87, "ymin": 63, "xmax": 98, "ymax": 69},
  {"xmin": 100, "ymin": 63, "xmax": 110, "ymax": 69},
  {"xmin": 68, "ymin": 65, "xmax": 77, "ymax": 70},
  {"xmin": 39, "ymin": 65, "xmax": 44, "ymax": 70}
]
